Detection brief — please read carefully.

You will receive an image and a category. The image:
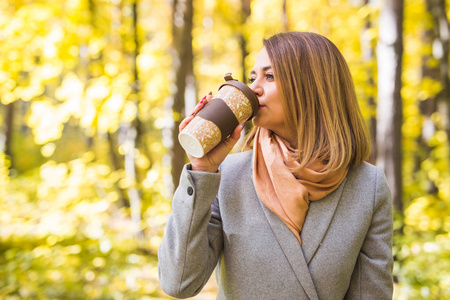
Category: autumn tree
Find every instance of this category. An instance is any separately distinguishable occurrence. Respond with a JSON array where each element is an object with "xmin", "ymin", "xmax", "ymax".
[
  {"xmin": 376, "ymin": 0, "xmax": 404, "ymax": 213},
  {"xmin": 360, "ymin": 0, "xmax": 377, "ymax": 163},
  {"xmin": 414, "ymin": 0, "xmax": 444, "ymax": 194},
  {"xmin": 168, "ymin": 0, "xmax": 195, "ymax": 190},
  {"xmin": 3, "ymin": 101, "xmax": 14, "ymax": 168},
  {"xmin": 428, "ymin": 0, "xmax": 450, "ymax": 161}
]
